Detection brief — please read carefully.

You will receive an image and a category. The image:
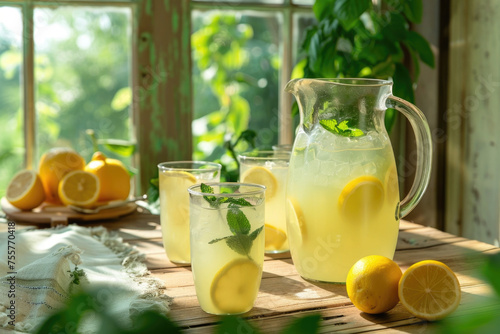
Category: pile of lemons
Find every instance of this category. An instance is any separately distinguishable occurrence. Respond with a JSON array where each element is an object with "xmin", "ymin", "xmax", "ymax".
[
  {"xmin": 346, "ymin": 255, "xmax": 461, "ymax": 321},
  {"xmin": 6, "ymin": 147, "xmax": 130, "ymax": 210}
]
